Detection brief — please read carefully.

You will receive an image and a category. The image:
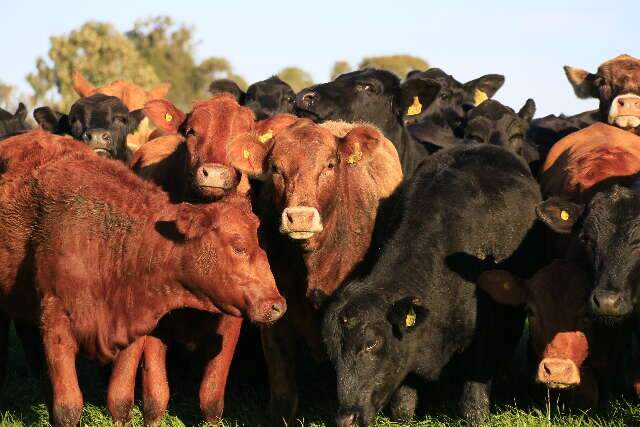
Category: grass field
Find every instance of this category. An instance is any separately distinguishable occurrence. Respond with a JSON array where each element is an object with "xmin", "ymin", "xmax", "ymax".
[{"xmin": 1, "ymin": 326, "xmax": 640, "ymax": 427}]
